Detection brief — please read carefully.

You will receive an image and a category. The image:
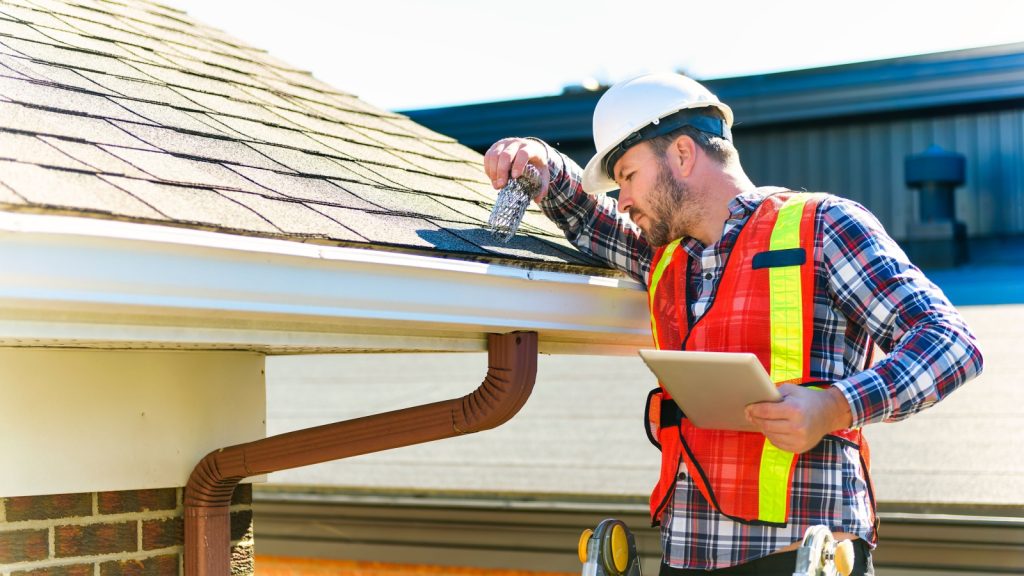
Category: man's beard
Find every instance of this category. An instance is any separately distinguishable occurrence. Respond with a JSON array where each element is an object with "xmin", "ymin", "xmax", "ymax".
[{"xmin": 632, "ymin": 159, "xmax": 692, "ymax": 247}]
